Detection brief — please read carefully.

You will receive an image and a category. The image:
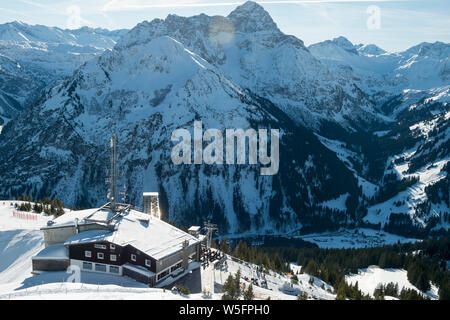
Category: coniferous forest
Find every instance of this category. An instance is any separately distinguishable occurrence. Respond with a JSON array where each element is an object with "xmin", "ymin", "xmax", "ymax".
[{"xmin": 217, "ymin": 238, "xmax": 450, "ymax": 300}]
